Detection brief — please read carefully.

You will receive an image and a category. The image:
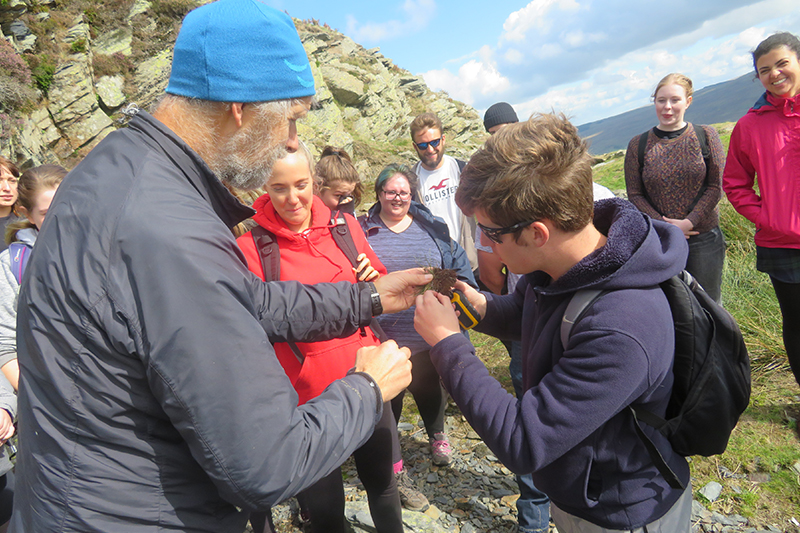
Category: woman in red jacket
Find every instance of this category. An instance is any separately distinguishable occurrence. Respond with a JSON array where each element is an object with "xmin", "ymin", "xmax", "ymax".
[
  {"xmin": 723, "ymin": 31, "xmax": 800, "ymax": 386},
  {"xmin": 237, "ymin": 143, "xmax": 403, "ymax": 533}
]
